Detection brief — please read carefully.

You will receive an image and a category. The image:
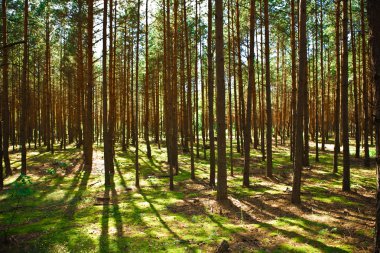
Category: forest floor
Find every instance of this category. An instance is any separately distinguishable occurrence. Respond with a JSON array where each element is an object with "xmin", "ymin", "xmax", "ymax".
[{"xmin": 0, "ymin": 140, "xmax": 376, "ymax": 253}]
